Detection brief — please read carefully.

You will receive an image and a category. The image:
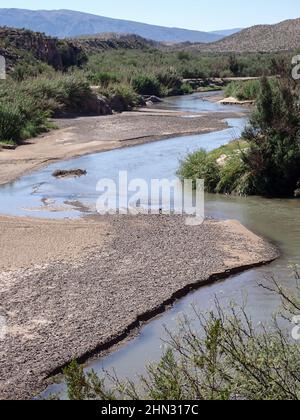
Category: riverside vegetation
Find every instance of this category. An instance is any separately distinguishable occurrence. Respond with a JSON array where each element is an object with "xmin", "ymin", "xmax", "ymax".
[
  {"xmin": 179, "ymin": 66, "xmax": 300, "ymax": 198},
  {"xmin": 0, "ymin": 26, "xmax": 290, "ymax": 146},
  {"xmin": 62, "ymin": 272, "xmax": 300, "ymax": 401}
]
